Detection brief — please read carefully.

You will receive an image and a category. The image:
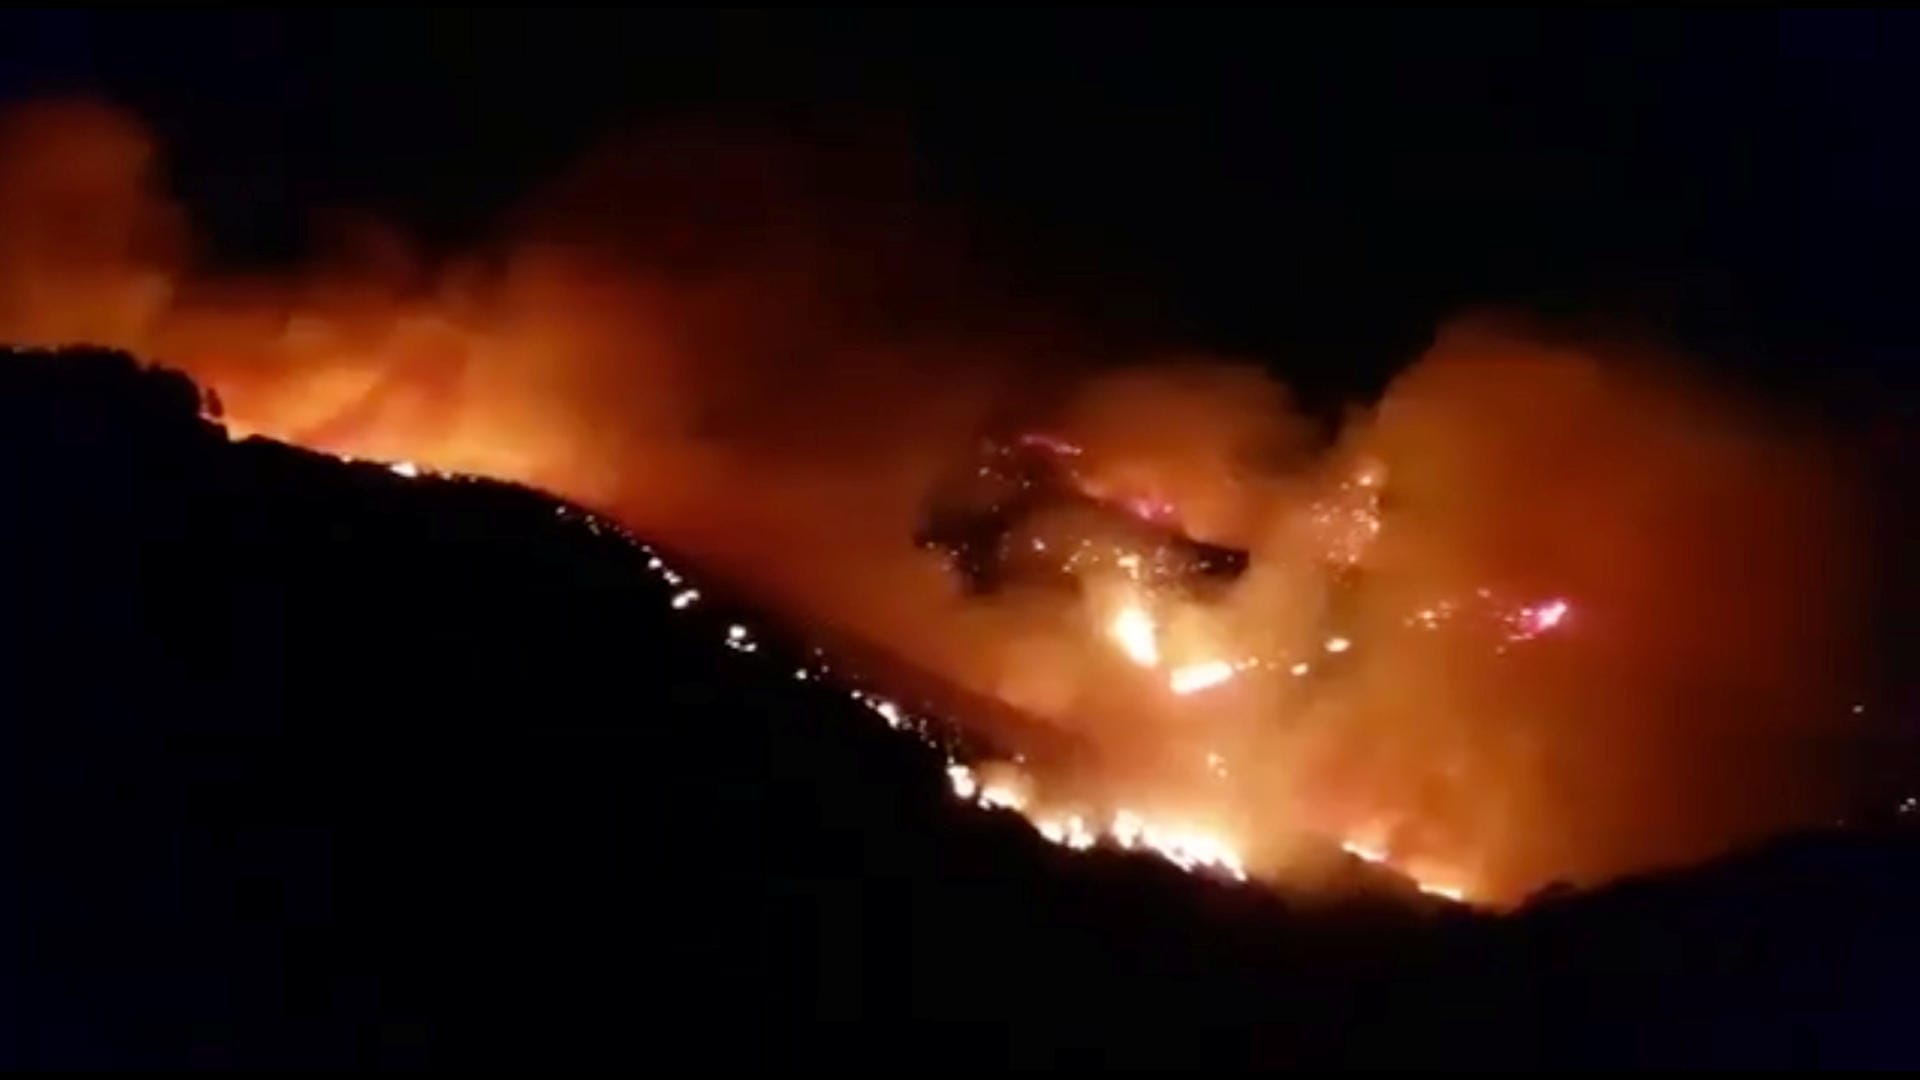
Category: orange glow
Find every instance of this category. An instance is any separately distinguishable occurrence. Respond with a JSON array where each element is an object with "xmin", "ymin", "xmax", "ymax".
[{"xmin": 0, "ymin": 100, "xmax": 1885, "ymax": 907}]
